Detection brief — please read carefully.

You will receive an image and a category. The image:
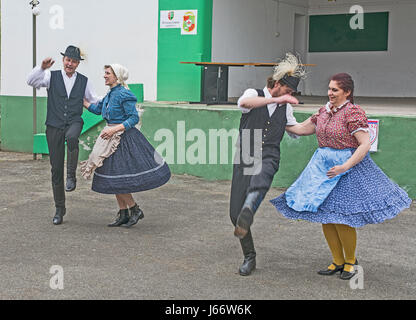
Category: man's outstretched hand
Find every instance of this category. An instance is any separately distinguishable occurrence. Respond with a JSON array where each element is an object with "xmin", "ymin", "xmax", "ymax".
[{"xmin": 41, "ymin": 57, "xmax": 55, "ymax": 70}]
